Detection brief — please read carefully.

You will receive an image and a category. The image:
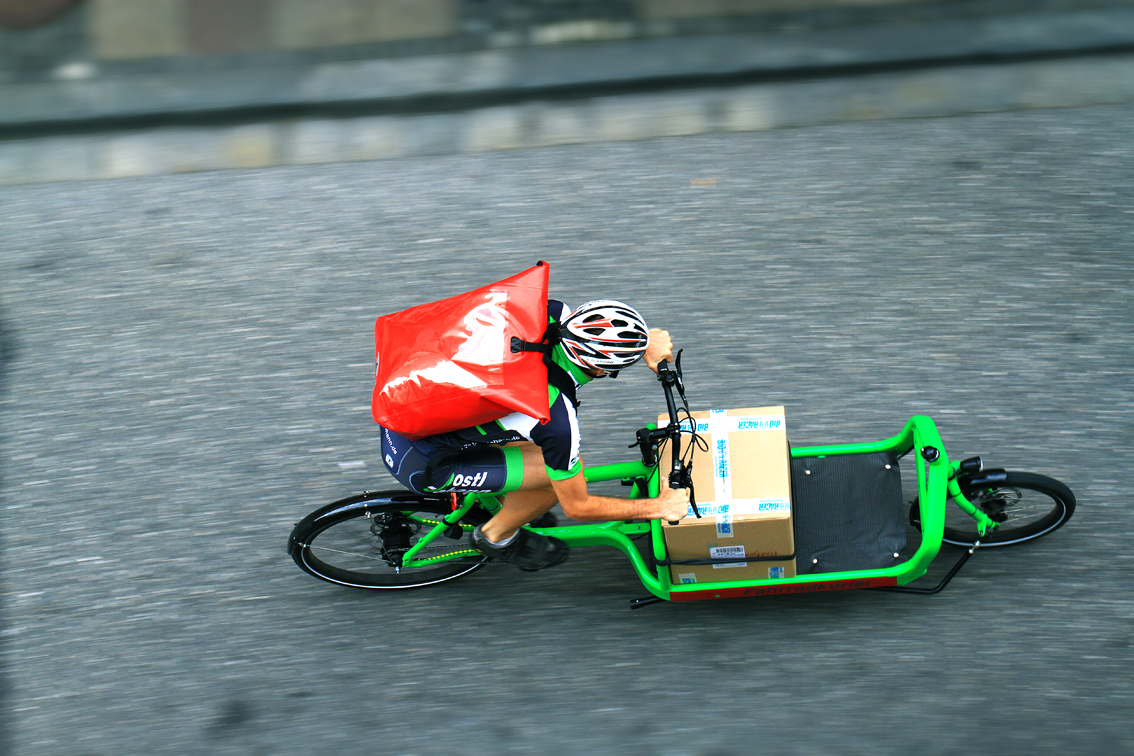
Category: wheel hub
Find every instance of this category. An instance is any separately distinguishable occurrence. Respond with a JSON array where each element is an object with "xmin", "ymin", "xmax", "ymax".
[{"xmin": 371, "ymin": 515, "xmax": 419, "ymax": 567}]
